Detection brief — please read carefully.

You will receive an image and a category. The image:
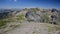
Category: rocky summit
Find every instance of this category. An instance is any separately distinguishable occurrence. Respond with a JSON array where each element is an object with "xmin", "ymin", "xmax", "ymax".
[{"xmin": 0, "ymin": 8, "xmax": 60, "ymax": 34}]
